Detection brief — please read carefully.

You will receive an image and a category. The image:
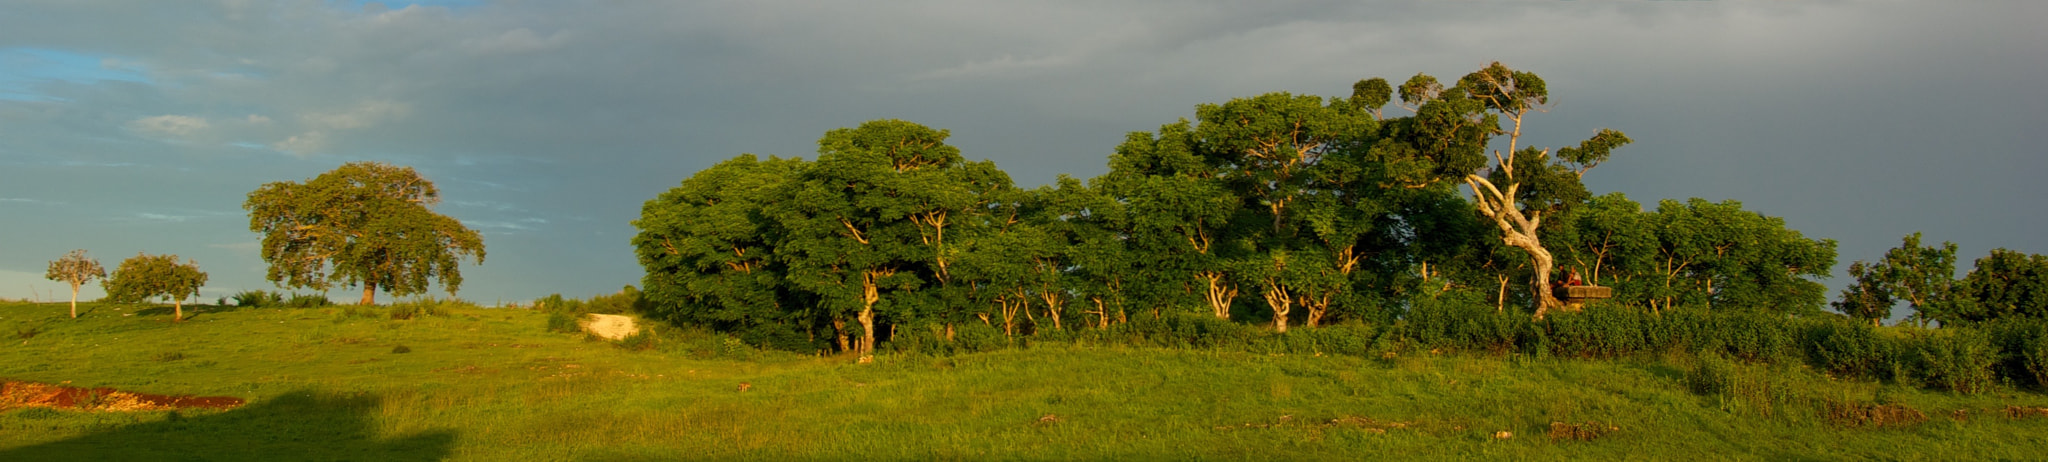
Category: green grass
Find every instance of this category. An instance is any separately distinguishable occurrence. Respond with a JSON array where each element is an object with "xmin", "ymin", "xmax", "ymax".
[{"xmin": 3, "ymin": 301, "xmax": 2046, "ymax": 460}]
